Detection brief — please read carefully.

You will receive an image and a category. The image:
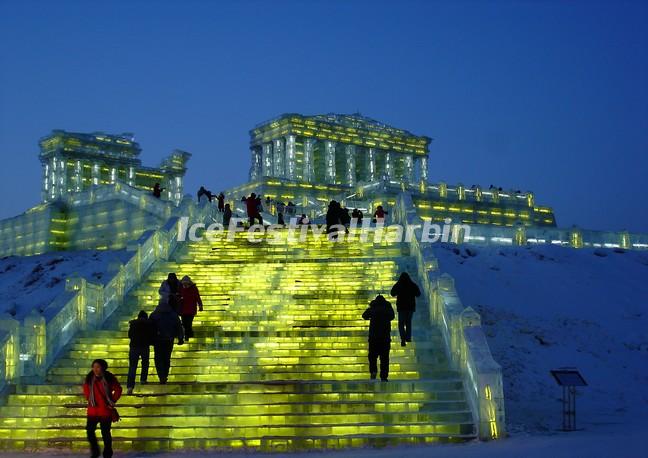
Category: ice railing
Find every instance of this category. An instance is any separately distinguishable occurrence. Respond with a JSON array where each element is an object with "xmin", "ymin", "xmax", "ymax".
[
  {"xmin": 0, "ymin": 180, "xmax": 193, "ymax": 257},
  {"xmin": 0, "ymin": 198, "xmax": 214, "ymax": 392},
  {"xmin": 64, "ymin": 180, "xmax": 177, "ymax": 220},
  {"xmin": 226, "ymin": 182, "xmax": 325, "ymax": 223},
  {"xmin": 392, "ymin": 192, "xmax": 505, "ymax": 440},
  {"xmin": 352, "ymin": 178, "xmax": 537, "ymax": 208},
  {"xmin": 452, "ymin": 219, "xmax": 648, "ymax": 250},
  {"xmin": 418, "ymin": 182, "xmax": 535, "ymax": 207}
]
